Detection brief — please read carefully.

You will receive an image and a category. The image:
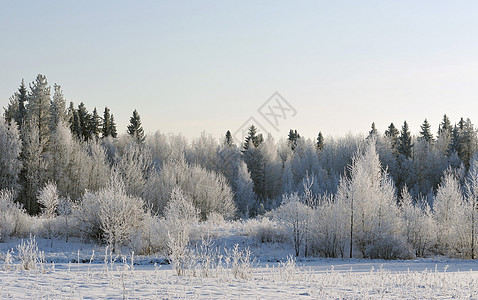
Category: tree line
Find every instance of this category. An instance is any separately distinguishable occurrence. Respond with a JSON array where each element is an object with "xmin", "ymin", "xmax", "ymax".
[{"xmin": 2, "ymin": 74, "xmax": 478, "ymax": 259}]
